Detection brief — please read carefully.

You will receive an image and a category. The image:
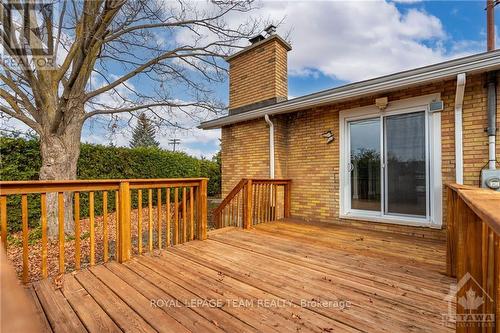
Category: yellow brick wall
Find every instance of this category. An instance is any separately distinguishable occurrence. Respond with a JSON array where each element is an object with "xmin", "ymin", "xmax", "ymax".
[
  {"xmin": 221, "ymin": 120, "xmax": 270, "ymax": 195},
  {"xmin": 221, "ymin": 73, "xmax": 500, "ymax": 237},
  {"xmin": 228, "ymin": 38, "xmax": 289, "ymax": 110}
]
